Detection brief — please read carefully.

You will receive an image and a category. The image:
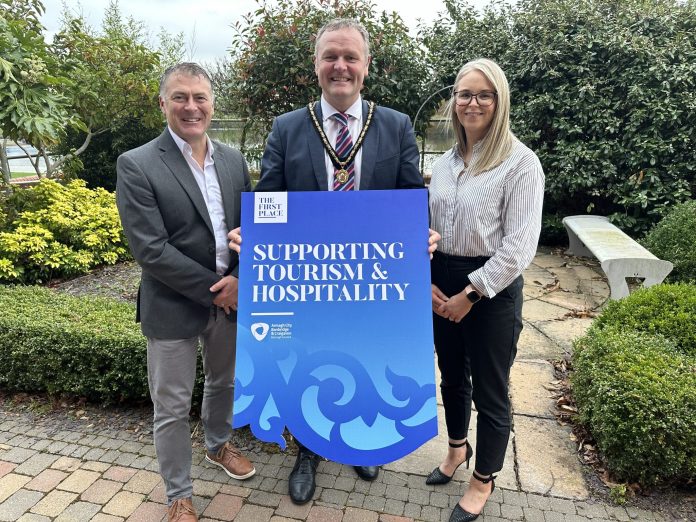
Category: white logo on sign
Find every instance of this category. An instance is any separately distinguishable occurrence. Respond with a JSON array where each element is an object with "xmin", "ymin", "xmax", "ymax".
[
  {"xmin": 254, "ymin": 192, "xmax": 288, "ymax": 223},
  {"xmin": 251, "ymin": 322, "xmax": 270, "ymax": 341}
]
